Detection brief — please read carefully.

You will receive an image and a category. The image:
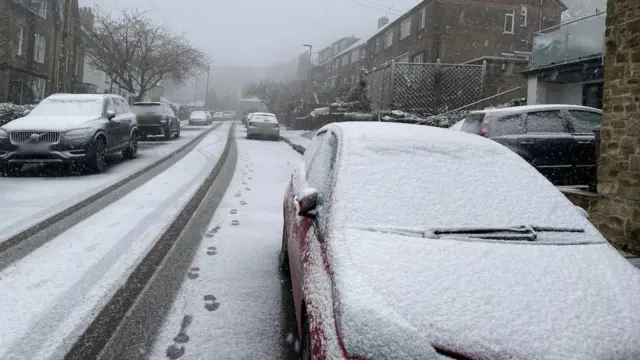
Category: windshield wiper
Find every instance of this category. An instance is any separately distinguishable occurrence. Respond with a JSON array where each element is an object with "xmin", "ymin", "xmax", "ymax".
[
  {"xmin": 427, "ymin": 225, "xmax": 585, "ymax": 241},
  {"xmin": 348, "ymin": 225, "xmax": 585, "ymax": 241}
]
